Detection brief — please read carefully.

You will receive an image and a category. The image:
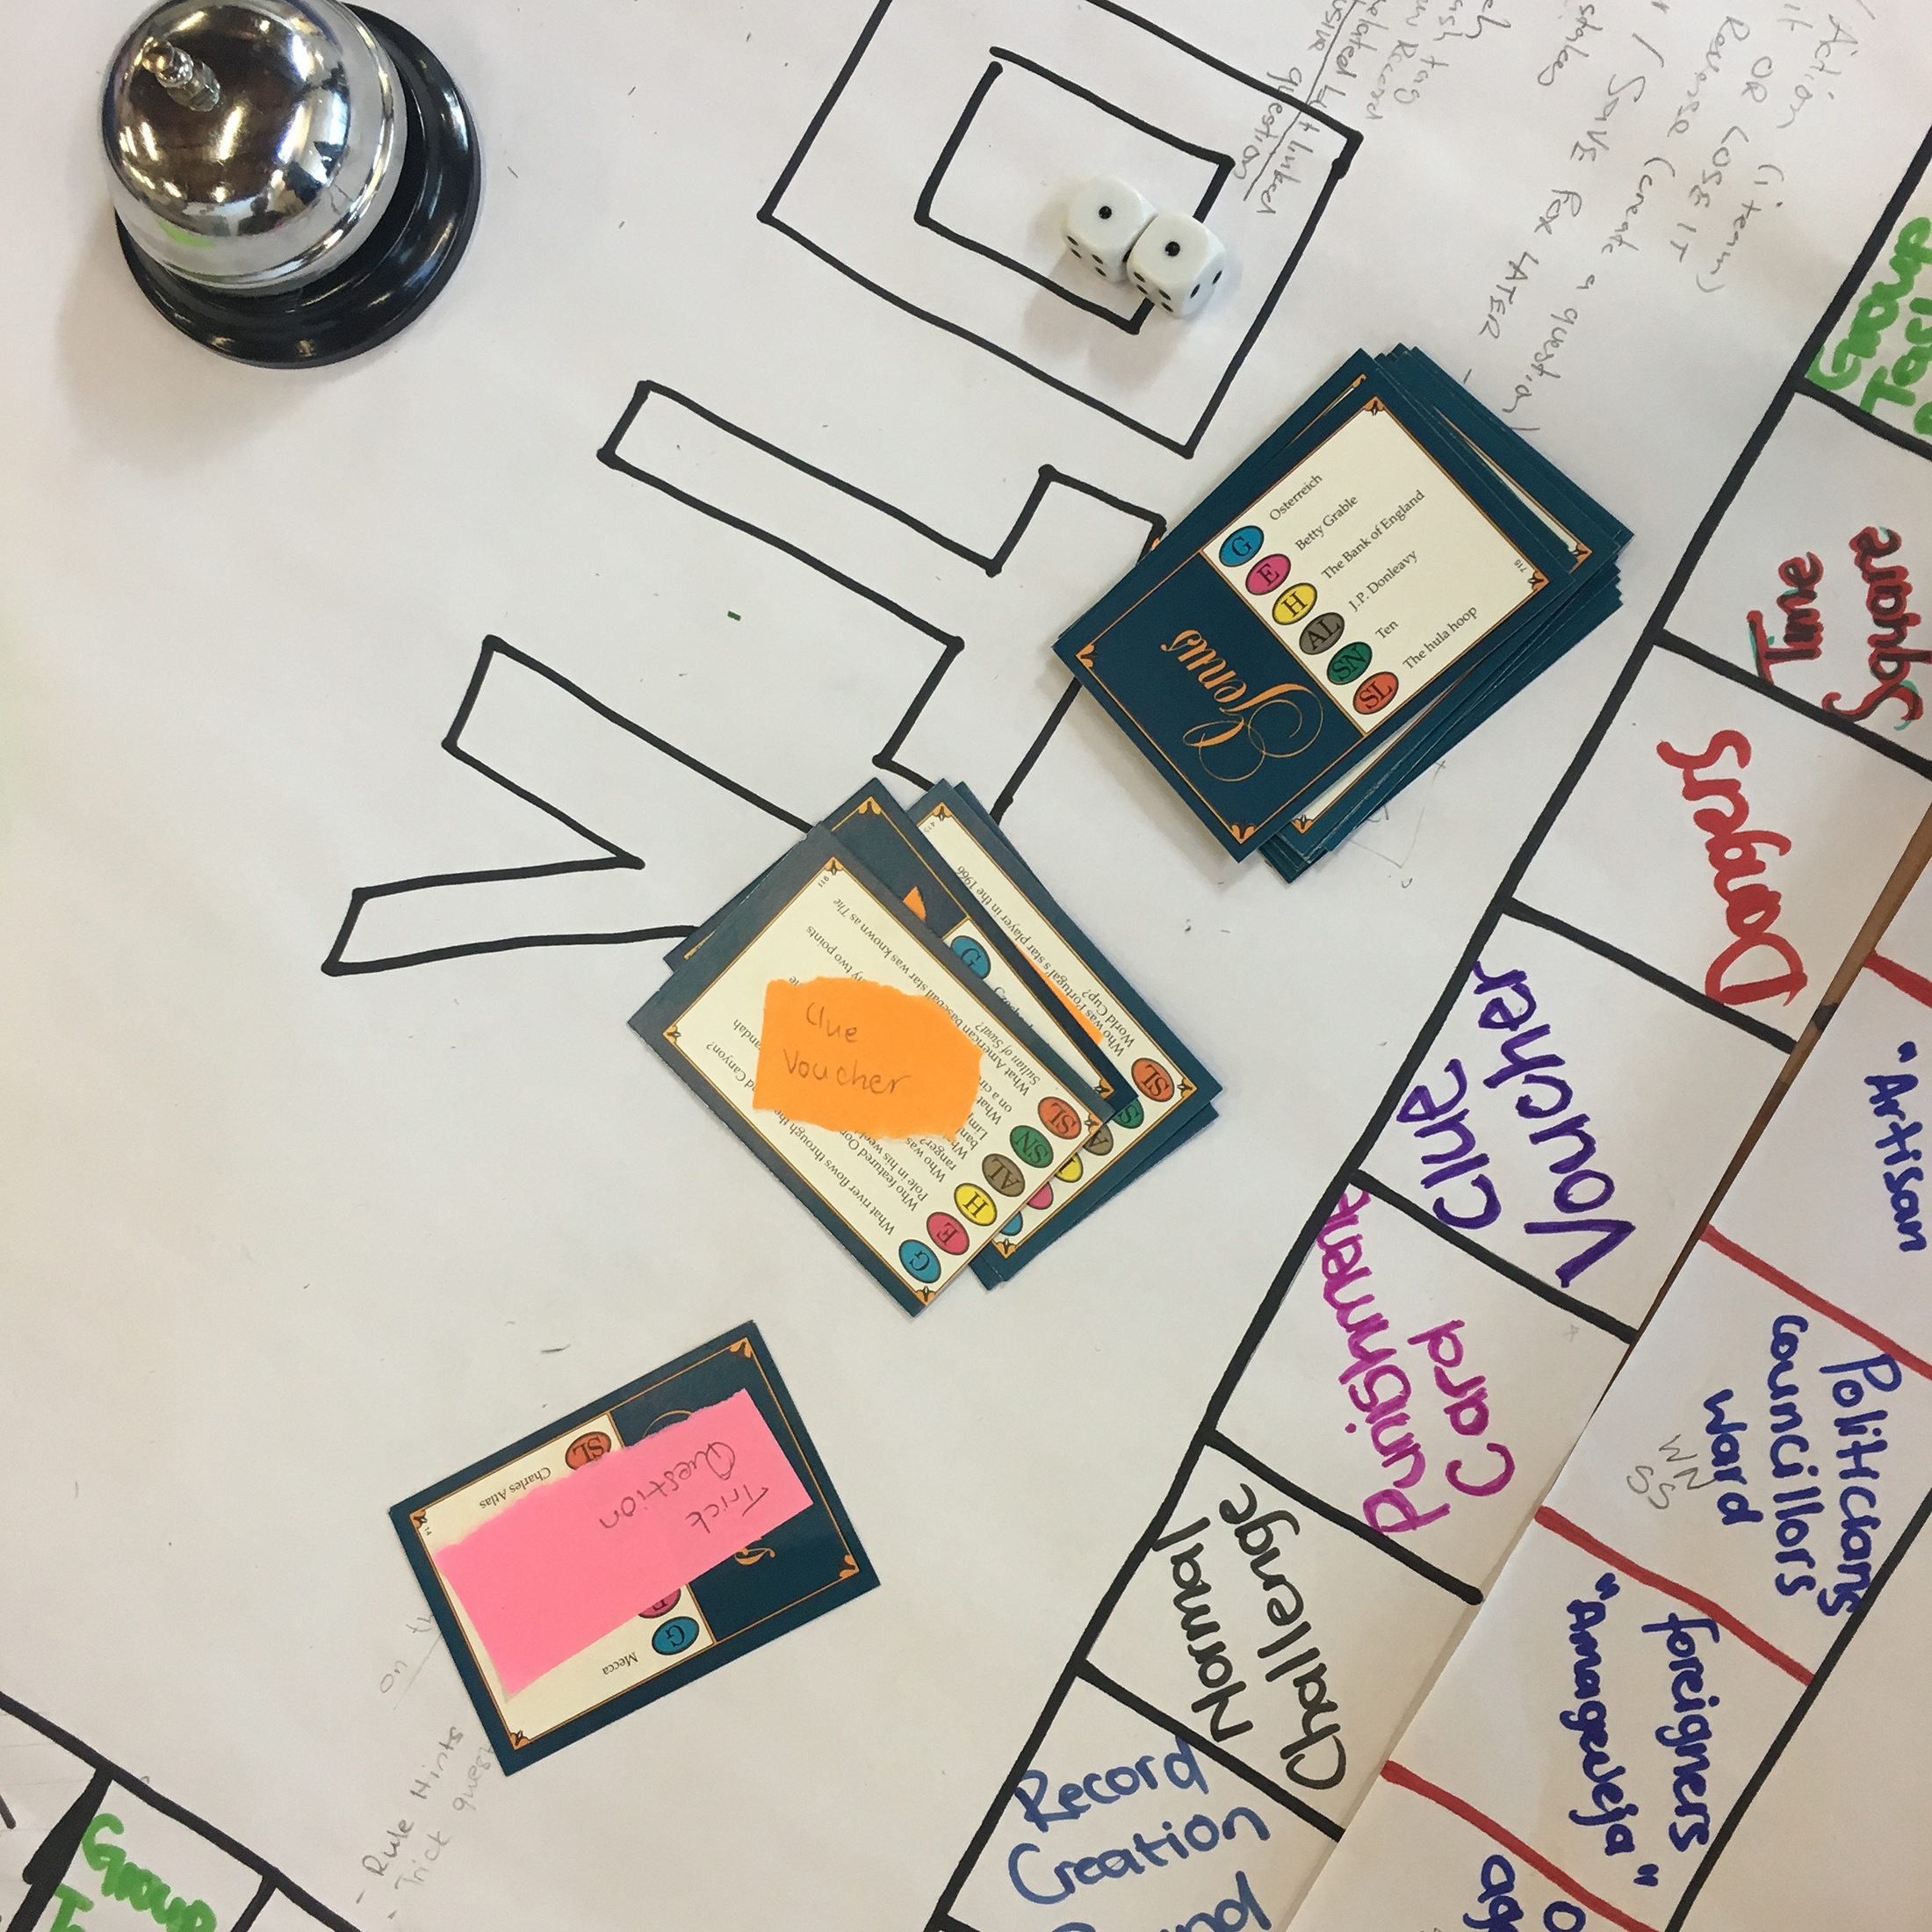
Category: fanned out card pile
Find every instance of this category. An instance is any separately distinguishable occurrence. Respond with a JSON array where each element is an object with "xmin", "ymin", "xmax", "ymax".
[
  {"xmin": 1056, "ymin": 345, "xmax": 1631, "ymax": 879},
  {"xmin": 632, "ymin": 781, "xmax": 1218, "ymax": 1314}
]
